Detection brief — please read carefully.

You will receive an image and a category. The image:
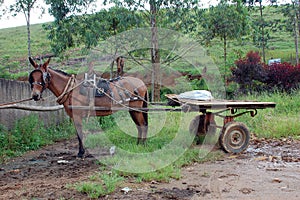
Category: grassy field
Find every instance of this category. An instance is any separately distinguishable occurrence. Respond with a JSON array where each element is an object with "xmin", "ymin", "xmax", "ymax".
[
  {"xmin": 0, "ymin": 5, "xmax": 297, "ymax": 77},
  {"xmin": 237, "ymin": 90, "xmax": 300, "ymax": 139}
]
